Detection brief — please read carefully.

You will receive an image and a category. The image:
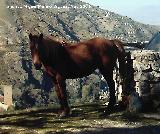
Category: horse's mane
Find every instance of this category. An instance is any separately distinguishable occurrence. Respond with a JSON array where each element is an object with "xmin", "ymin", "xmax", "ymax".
[
  {"xmin": 39, "ymin": 36, "xmax": 67, "ymax": 65},
  {"xmin": 43, "ymin": 36, "xmax": 62, "ymax": 46}
]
